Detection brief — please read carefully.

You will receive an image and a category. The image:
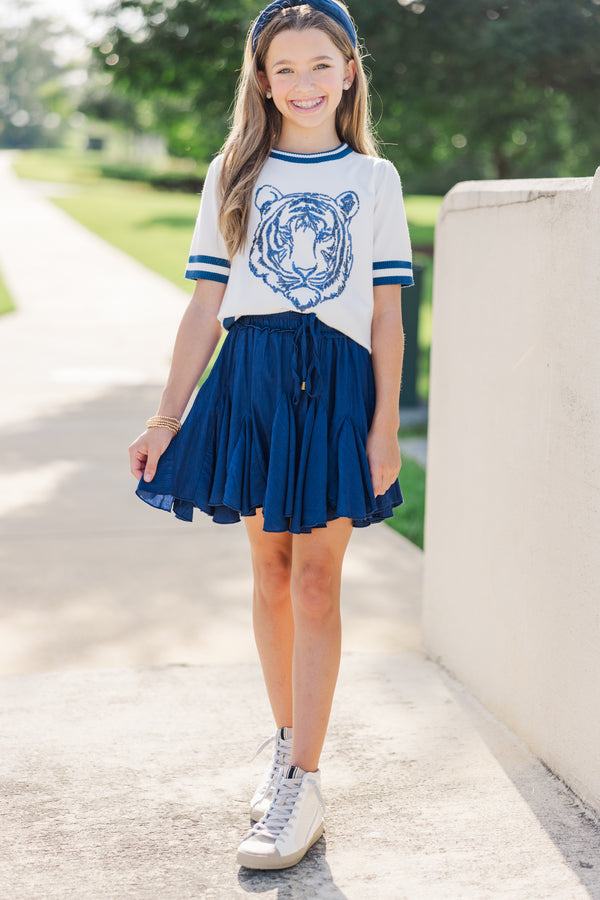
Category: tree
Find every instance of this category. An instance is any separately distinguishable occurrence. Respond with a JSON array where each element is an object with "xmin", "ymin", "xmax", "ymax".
[
  {"xmin": 94, "ymin": 0, "xmax": 600, "ymax": 189},
  {"xmin": 0, "ymin": 17, "xmax": 79, "ymax": 149},
  {"xmin": 91, "ymin": 0, "xmax": 260, "ymax": 159},
  {"xmin": 355, "ymin": 0, "xmax": 600, "ymax": 189}
]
